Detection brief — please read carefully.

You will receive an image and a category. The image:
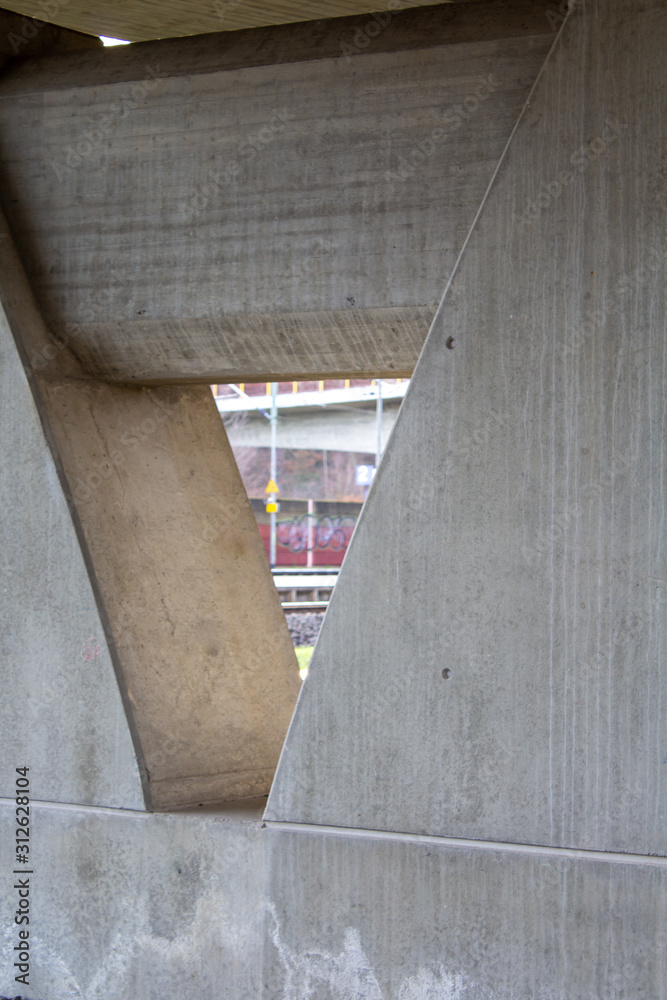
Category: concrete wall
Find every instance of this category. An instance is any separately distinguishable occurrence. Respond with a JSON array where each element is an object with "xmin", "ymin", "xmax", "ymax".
[
  {"xmin": 0, "ymin": 1, "xmax": 553, "ymax": 382},
  {"xmin": 2, "ymin": 805, "xmax": 666, "ymax": 998},
  {"xmin": 267, "ymin": 0, "xmax": 667, "ymax": 857},
  {"xmin": 262, "ymin": 0, "xmax": 667, "ymax": 993},
  {"xmin": 263, "ymin": 826, "xmax": 667, "ymax": 999},
  {"xmin": 1, "ymin": 0, "xmax": 666, "ymax": 994},
  {"xmin": 0, "ymin": 801, "xmax": 268, "ymax": 997},
  {"xmin": 0, "ymin": 207, "xmax": 301, "ymax": 811},
  {"xmin": 0, "ymin": 288, "xmax": 144, "ymax": 812}
]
